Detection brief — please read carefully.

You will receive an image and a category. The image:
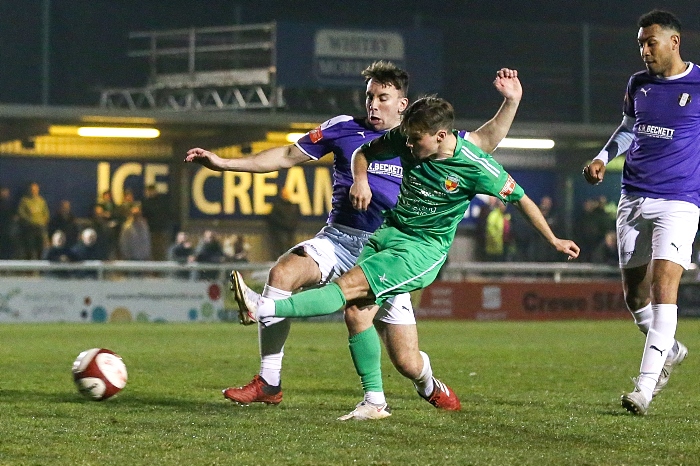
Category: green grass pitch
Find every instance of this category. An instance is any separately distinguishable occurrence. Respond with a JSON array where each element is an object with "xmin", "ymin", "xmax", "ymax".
[{"xmin": 1, "ymin": 320, "xmax": 699, "ymax": 465}]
